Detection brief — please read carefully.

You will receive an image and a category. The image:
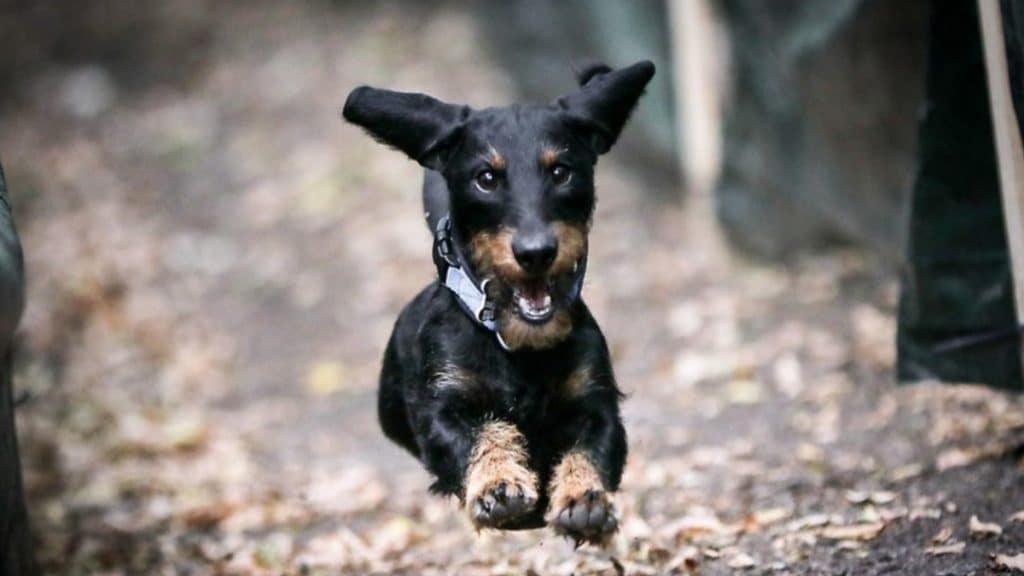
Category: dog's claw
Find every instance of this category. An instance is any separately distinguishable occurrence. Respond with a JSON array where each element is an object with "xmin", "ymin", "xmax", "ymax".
[
  {"xmin": 470, "ymin": 480, "xmax": 537, "ymax": 529},
  {"xmin": 551, "ymin": 489, "xmax": 617, "ymax": 545}
]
